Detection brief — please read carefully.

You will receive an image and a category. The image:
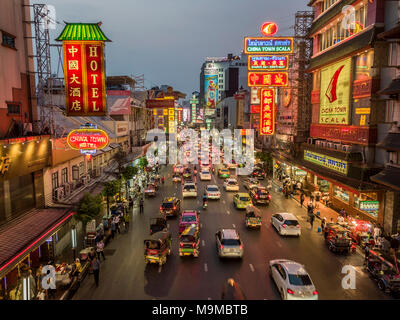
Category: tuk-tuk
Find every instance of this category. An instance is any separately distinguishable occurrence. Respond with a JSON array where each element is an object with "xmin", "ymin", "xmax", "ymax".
[
  {"xmin": 179, "ymin": 225, "xmax": 200, "ymax": 257},
  {"xmin": 323, "ymin": 223, "xmax": 354, "ymax": 254},
  {"xmin": 144, "ymin": 231, "xmax": 171, "ymax": 266},
  {"xmin": 366, "ymin": 249, "xmax": 400, "ymax": 295},
  {"xmin": 346, "ymin": 218, "xmax": 373, "ymax": 248},
  {"xmin": 150, "ymin": 217, "xmax": 167, "ymax": 235},
  {"xmin": 245, "ymin": 205, "xmax": 262, "ymax": 229}
]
